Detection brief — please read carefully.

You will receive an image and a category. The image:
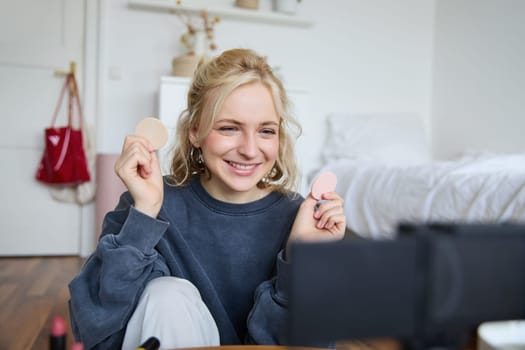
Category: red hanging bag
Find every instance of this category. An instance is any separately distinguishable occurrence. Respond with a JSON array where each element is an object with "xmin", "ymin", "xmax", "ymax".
[{"xmin": 35, "ymin": 73, "xmax": 91, "ymax": 185}]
